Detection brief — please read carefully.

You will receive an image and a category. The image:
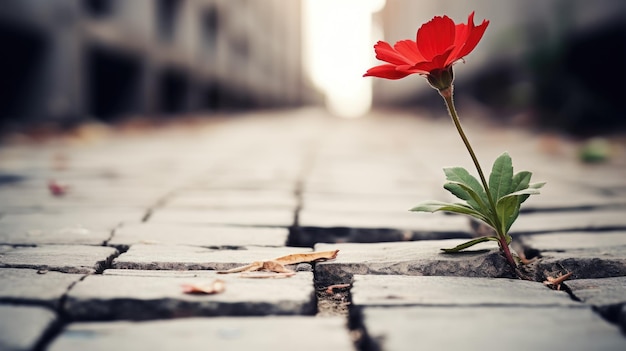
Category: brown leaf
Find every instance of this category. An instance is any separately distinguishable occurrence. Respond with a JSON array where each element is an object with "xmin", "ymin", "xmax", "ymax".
[
  {"xmin": 217, "ymin": 261, "xmax": 264, "ymax": 274},
  {"xmin": 216, "ymin": 250, "xmax": 339, "ymax": 277},
  {"xmin": 274, "ymin": 250, "xmax": 339, "ymax": 265},
  {"xmin": 543, "ymin": 272, "xmax": 573, "ymax": 291},
  {"xmin": 181, "ymin": 279, "xmax": 226, "ymax": 295}
]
